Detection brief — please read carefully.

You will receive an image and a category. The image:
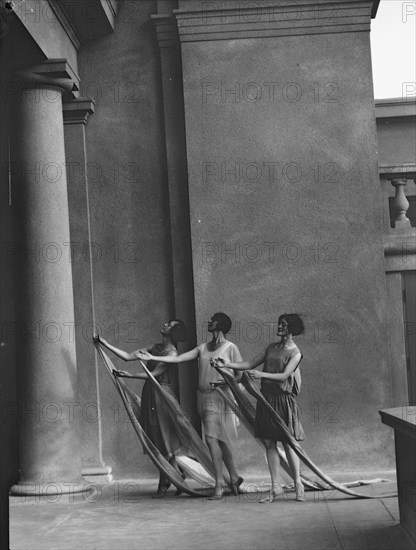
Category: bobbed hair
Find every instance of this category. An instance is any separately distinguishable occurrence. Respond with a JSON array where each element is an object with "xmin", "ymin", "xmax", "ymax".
[
  {"xmin": 279, "ymin": 313, "xmax": 305, "ymax": 336},
  {"xmin": 168, "ymin": 319, "xmax": 188, "ymax": 344},
  {"xmin": 212, "ymin": 312, "xmax": 232, "ymax": 335}
]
